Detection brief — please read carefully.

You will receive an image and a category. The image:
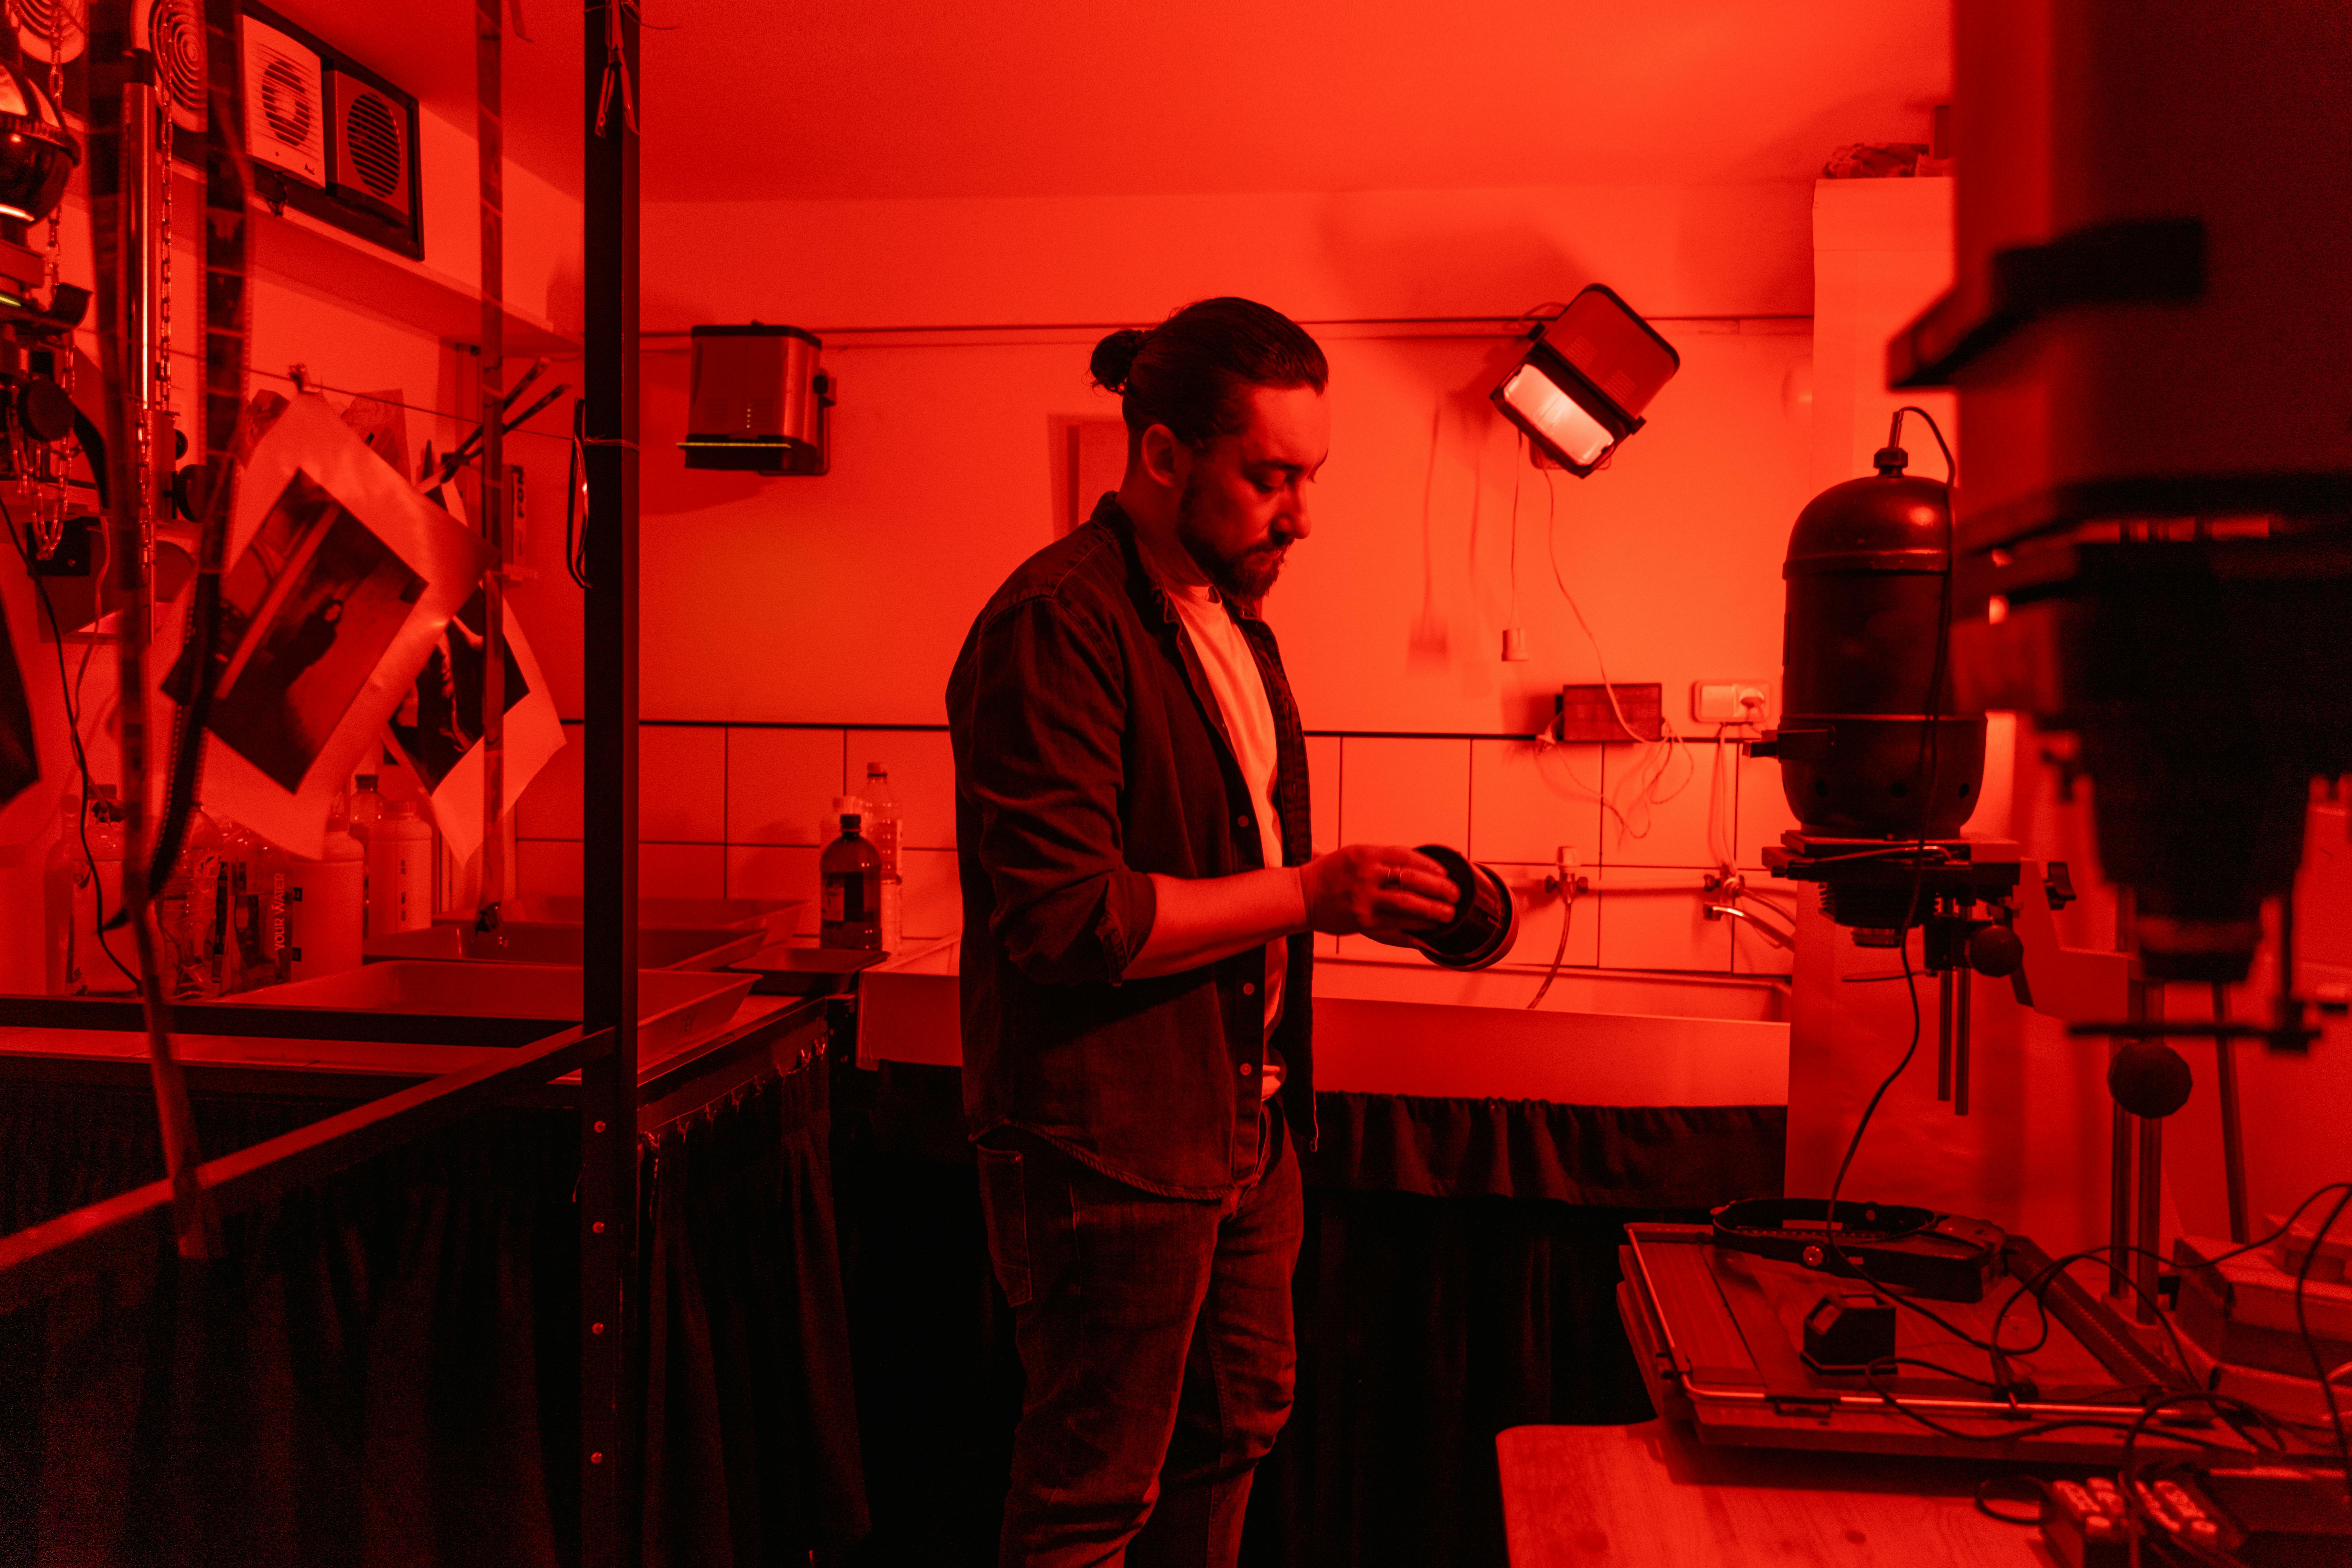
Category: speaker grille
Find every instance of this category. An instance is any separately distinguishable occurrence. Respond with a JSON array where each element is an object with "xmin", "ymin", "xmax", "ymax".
[
  {"xmin": 6, "ymin": 0, "xmax": 85, "ymax": 65},
  {"xmin": 145, "ymin": 0, "xmax": 204, "ymax": 132},
  {"xmin": 344, "ymin": 91, "xmax": 401, "ymax": 198}
]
